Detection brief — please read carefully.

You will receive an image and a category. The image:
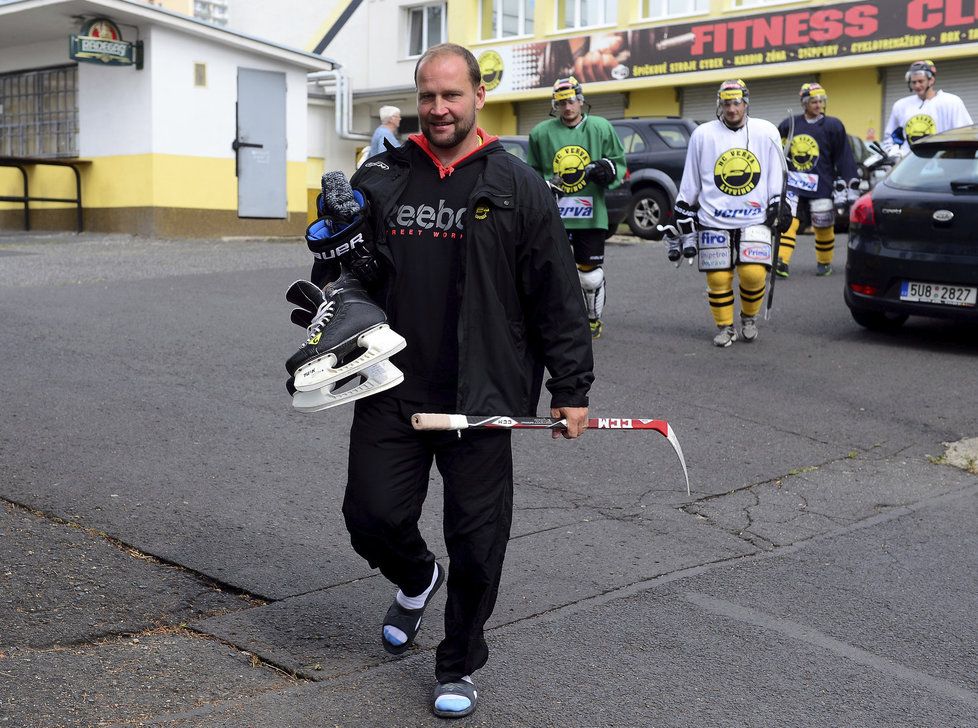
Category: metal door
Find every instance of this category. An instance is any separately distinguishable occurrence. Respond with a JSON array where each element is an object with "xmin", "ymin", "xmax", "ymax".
[{"xmin": 235, "ymin": 68, "xmax": 287, "ymax": 218}]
